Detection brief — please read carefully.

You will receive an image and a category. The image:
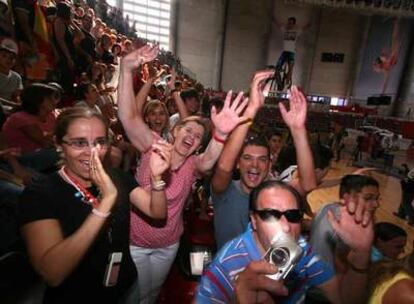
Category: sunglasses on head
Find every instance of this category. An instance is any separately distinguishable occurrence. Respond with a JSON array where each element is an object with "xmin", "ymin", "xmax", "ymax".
[{"xmin": 254, "ymin": 208, "xmax": 303, "ymax": 223}]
